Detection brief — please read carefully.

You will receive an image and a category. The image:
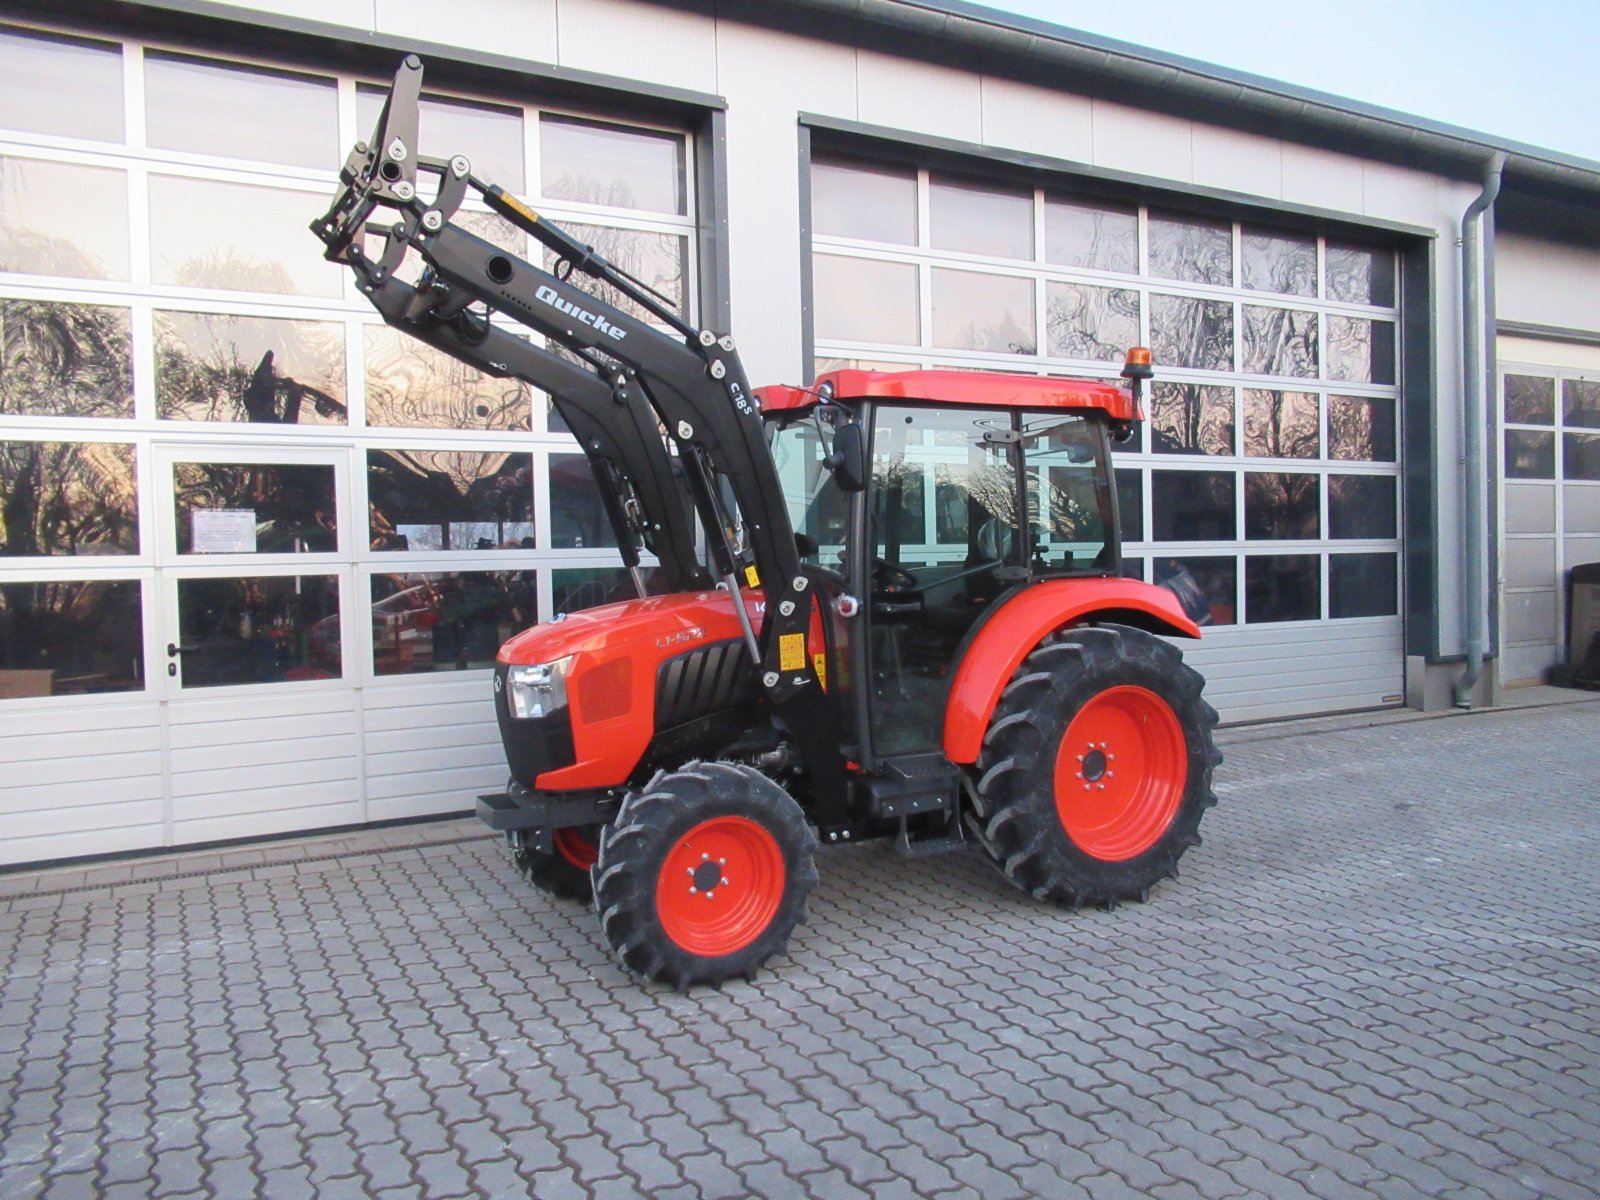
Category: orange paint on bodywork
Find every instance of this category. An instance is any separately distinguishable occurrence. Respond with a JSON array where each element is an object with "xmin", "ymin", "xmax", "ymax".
[
  {"xmin": 942, "ymin": 578, "xmax": 1202, "ymax": 765},
  {"xmin": 757, "ymin": 368, "xmax": 1139, "ymax": 422},
  {"xmin": 500, "ymin": 588, "xmax": 829, "ymax": 791}
]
